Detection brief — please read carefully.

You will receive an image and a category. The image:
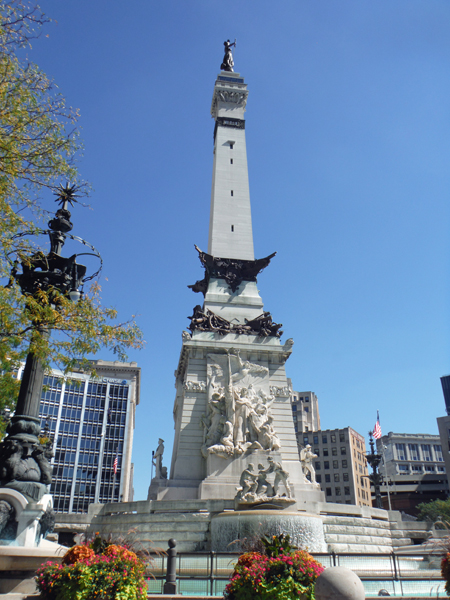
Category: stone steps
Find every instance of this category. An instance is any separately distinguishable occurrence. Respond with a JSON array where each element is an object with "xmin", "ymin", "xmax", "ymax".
[{"xmin": 323, "ymin": 515, "xmax": 393, "ymax": 553}]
